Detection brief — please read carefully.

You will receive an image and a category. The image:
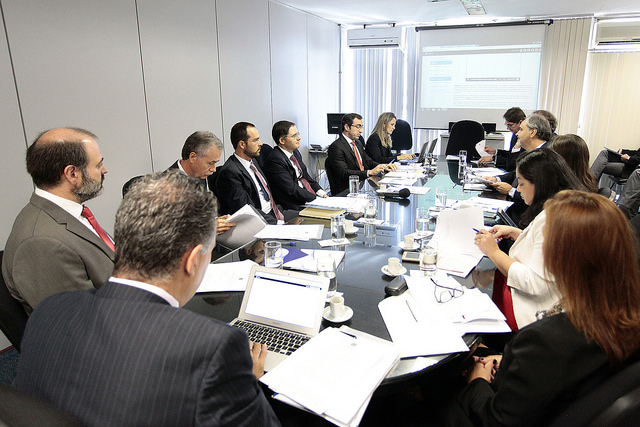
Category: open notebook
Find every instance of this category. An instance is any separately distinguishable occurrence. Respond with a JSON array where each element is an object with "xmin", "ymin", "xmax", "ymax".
[{"xmin": 229, "ymin": 266, "xmax": 329, "ymax": 371}]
